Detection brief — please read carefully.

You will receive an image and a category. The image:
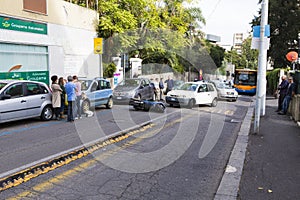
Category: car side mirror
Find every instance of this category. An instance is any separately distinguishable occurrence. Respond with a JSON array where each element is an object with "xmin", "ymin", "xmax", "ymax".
[{"xmin": 1, "ymin": 94, "xmax": 11, "ymax": 100}]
